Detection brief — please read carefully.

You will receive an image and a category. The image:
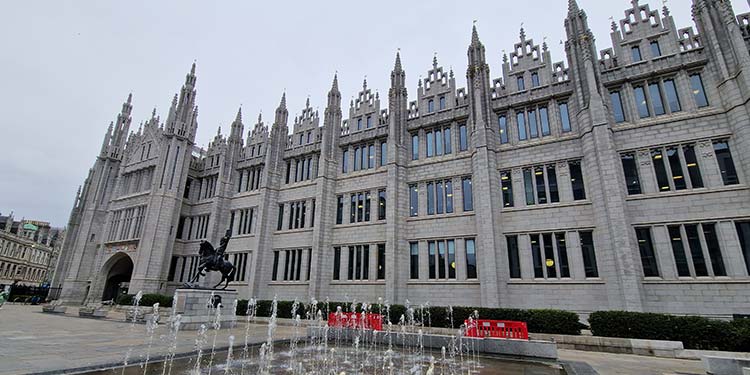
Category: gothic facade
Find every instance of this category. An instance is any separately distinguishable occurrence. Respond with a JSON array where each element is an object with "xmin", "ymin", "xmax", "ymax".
[{"xmin": 59, "ymin": 0, "xmax": 750, "ymax": 318}]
